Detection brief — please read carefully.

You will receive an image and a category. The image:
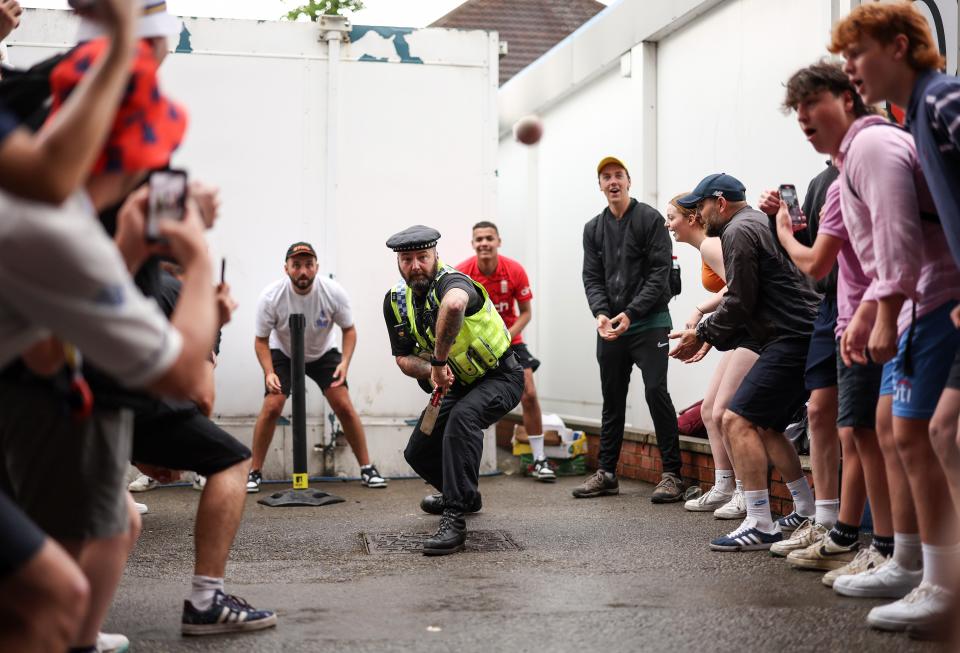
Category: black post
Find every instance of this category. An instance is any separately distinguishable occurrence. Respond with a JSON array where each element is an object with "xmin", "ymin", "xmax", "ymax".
[
  {"xmin": 289, "ymin": 313, "xmax": 308, "ymax": 488},
  {"xmin": 257, "ymin": 313, "xmax": 344, "ymax": 508}
]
